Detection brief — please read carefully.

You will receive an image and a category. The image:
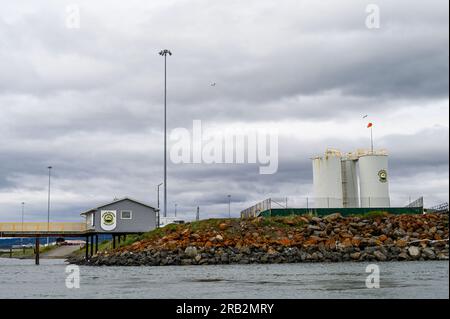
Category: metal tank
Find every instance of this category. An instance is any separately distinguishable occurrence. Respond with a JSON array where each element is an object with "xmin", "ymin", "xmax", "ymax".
[
  {"xmin": 341, "ymin": 157, "xmax": 359, "ymax": 208},
  {"xmin": 312, "ymin": 149, "xmax": 343, "ymax": 208},
  {"xmin": 358, "ymin": 153, "xmax": 390, "ymax": 207}
]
